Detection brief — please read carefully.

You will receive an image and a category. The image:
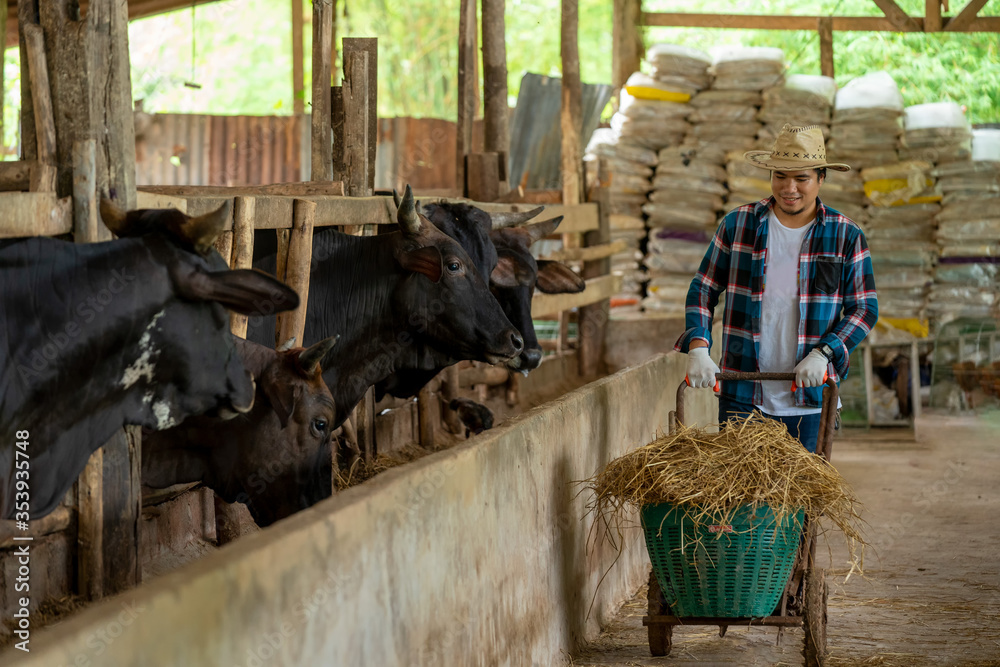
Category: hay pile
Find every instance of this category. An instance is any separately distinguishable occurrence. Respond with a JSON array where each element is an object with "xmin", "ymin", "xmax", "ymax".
[{"xmin": 587, "ymin": 413, "xmax": 866, "ymax": 570}]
